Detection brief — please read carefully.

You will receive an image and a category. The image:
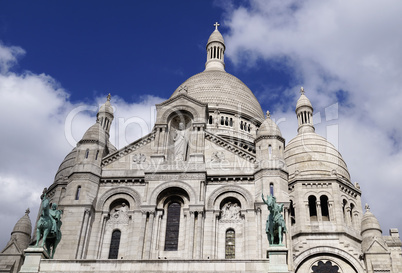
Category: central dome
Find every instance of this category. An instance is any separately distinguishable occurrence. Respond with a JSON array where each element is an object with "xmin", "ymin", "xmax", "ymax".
[{"xmin": 170, "ymin": 70, "xmax": 265, "ymax": 121}]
